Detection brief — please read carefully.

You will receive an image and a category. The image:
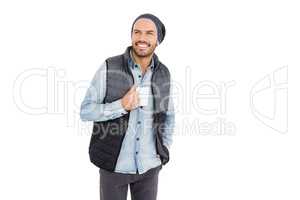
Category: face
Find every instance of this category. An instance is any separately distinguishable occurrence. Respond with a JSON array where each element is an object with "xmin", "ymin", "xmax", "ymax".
[{"xmin": 131, "ymin": 18, "xmax": 158, "ymax": 58}]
